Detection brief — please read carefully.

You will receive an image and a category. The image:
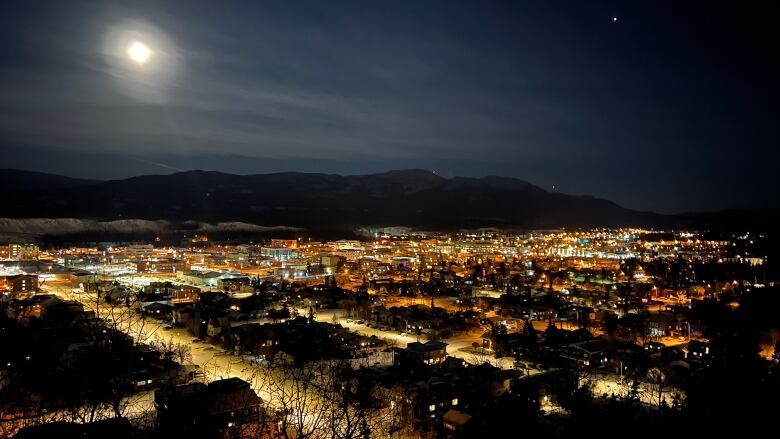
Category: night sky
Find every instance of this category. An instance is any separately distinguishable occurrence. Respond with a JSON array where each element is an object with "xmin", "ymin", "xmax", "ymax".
[{"xmin": 0, "ymin": 1, "xmax": 777, "ymax": 213}]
